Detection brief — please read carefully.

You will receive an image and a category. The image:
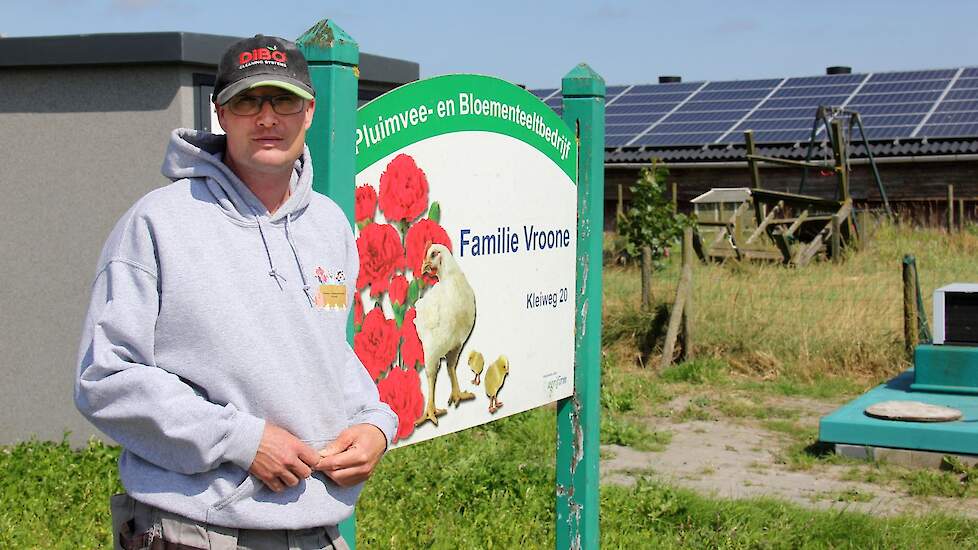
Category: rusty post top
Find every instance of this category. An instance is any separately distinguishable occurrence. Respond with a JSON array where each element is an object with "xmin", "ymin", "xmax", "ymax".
[
  {"xmin": 562, "ymin": 63, "xmax": 605, "ymax": 98},
  {"xmin": 295, "ymin": 19, "xmax": 358, "ymax": 65}
]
